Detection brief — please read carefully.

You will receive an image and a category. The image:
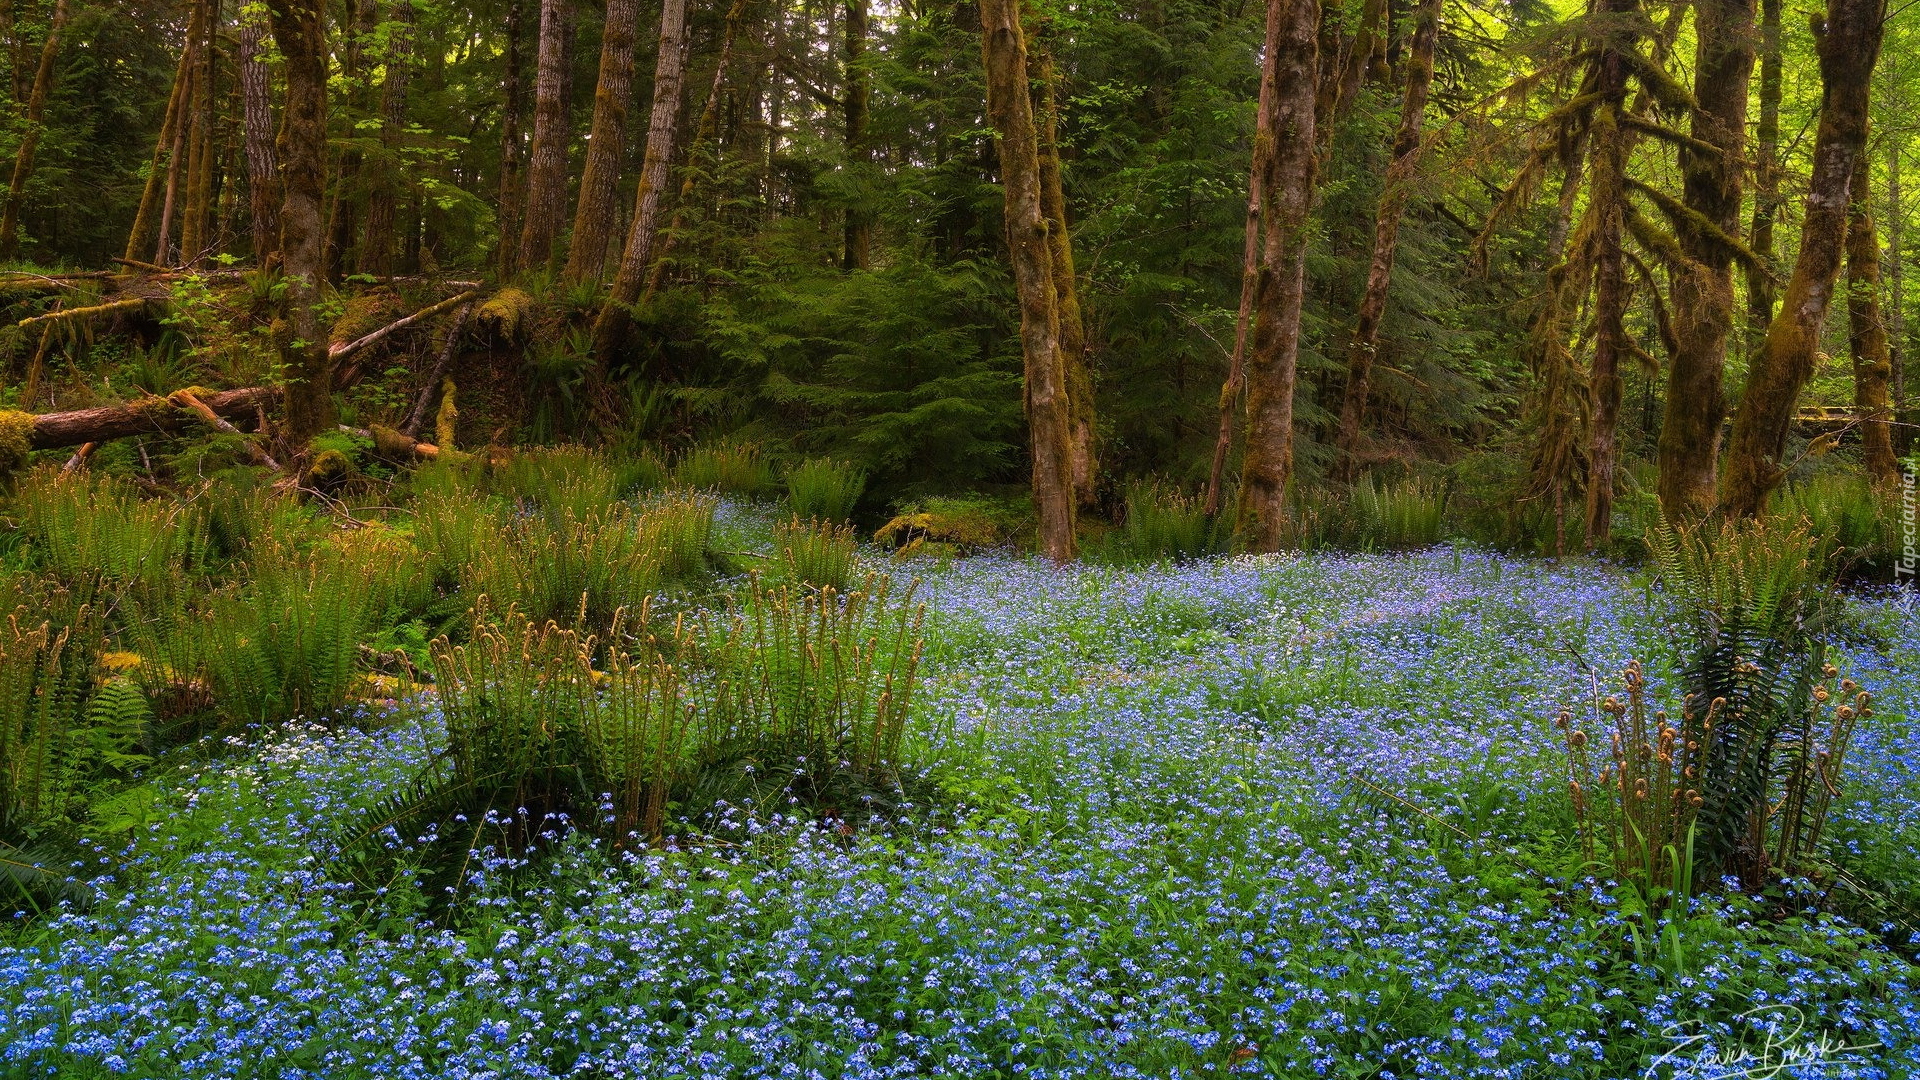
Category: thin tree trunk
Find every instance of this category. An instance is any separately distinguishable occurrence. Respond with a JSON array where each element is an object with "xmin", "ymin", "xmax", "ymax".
[
  {"xmin": 1722, "ymin": 0, "xmax": 1885, "ymax": 517},
  {"xmin": 496, "ymin": 0, "xmax": 527, "ymax": 277},
  {"xmin": 125, "ymin": 42, "xmax": 194, "ymax": 264},
  {"xmin": 265, "ymin": 0, "xmax": 333, "ymax": 446},
  {"xmin": 153, "ymin": 63, "xmax": 191, "ymax": 264},
  {"xmin": 1746, "ymin": 0, "xmax": 1782, "ymax": 334},
  {"xmin": 326, "ymin": 0, "xmax": 376, "ymax": 281},
  {"xmin": 565, "ymin": 0, "xmax": 641, "ymax": 283},
  {"xmin": 1204, "ymin": 16, "xmax": 1281, "ymax": 517},
  {"xmin": 1656, "ymin": 0, "xmax": 1755, "ymax": 521},
  {"xmin": 1330, "ymin": 0, "xmax": 1439, "ymax": 481},
  {"xmin": 1846, "ymin": 148, "xmax": 1898, "ymax": 483},
  {"xmin": 1235, "ymin": 0, "xmax": 1319, "ymax": 553},
  {"xmin": 591, "ymin": 0, "xmax": 691, "ymax": 364},
  {"xmin": 516, "ymin": 0, "xmax": 571, "ymax": 273},
  {"xmin": 0, "ymin": 0, "xmax": 69, "ymax": 260},
  {"xmin": 358, "ymin": 0, "xmax": 412, "ymax": 277},
  {"xmin": 980, "ymin": 0, "xmax": 1075, "ymax": 561},
  {"xmin": 843, "ymin": 0, "xmax": 871, "ymax": 270},
  {"xmin": 644, "ymin": 0, "xmax": 750, "ymax": 301},
  {"xmin": 238, "ymin": 11, "xmax": 280, "ymax": 262},
  {"xmin": 1031, "ymin": 27, "xmax": 1095, "ymax": 509},
  {"xmin": 0, "ymin": 0, "xmax": 15, "ymax": 108},
  {"xmin": 1889, "ymin": 92, "xmax": 1909, "ymax": 455},
  {"xmin": 179, "ymin": 0, "xmax": 218, "ymax": 267}
]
